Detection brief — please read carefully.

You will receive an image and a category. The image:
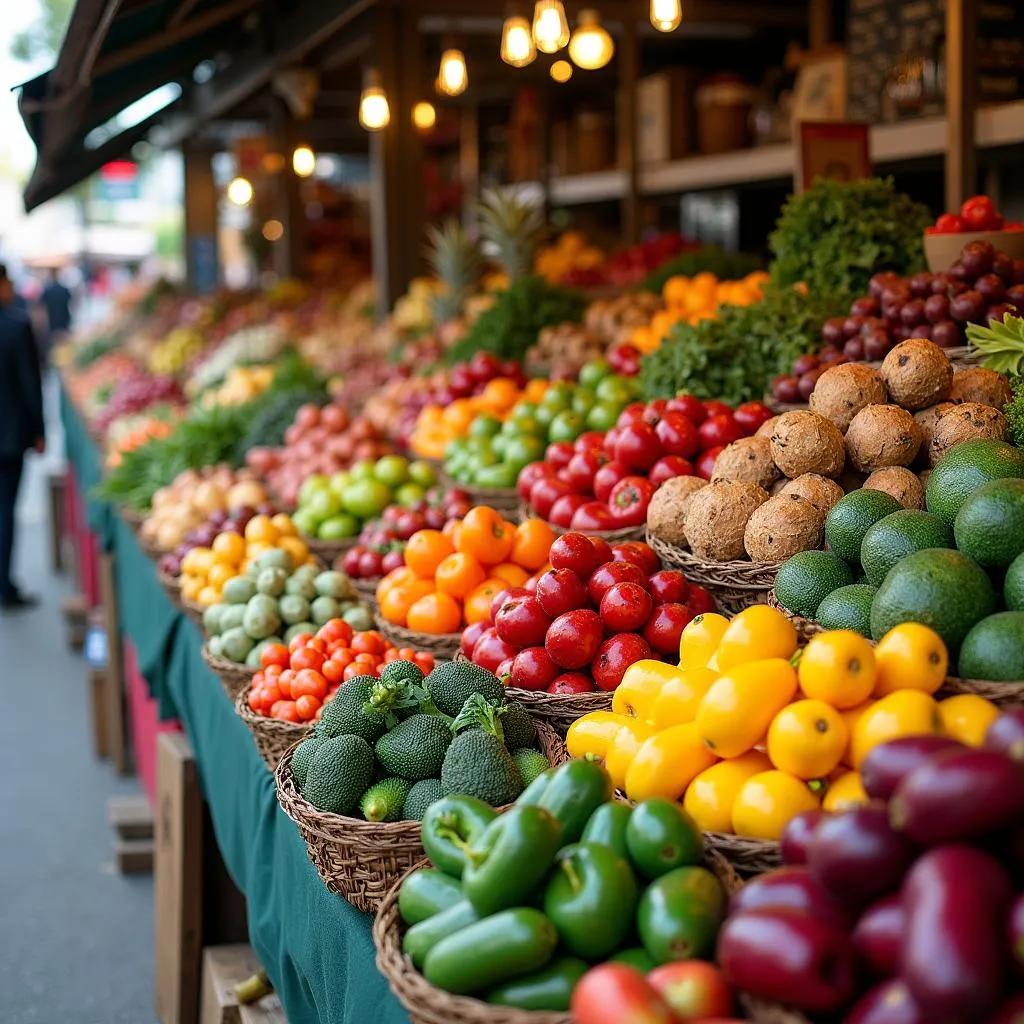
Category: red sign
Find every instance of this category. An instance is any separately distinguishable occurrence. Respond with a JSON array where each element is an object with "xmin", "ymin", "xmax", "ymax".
[{"xmin": 101, "ymin": 160, "xmax": 138, "ymax": 182}]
